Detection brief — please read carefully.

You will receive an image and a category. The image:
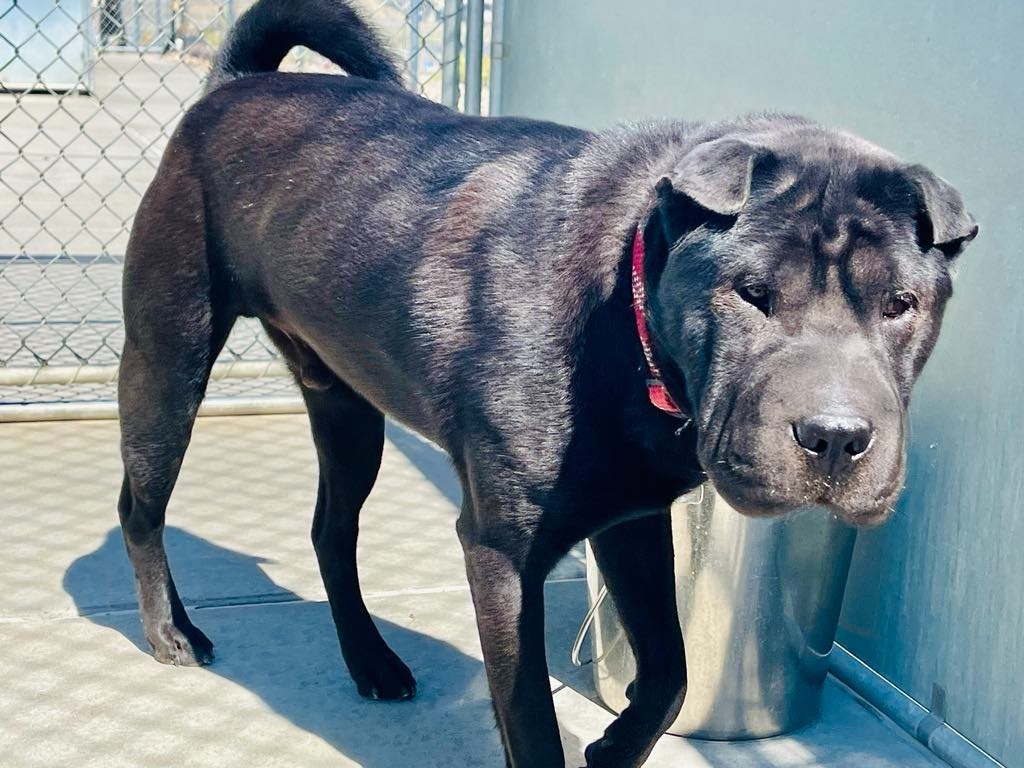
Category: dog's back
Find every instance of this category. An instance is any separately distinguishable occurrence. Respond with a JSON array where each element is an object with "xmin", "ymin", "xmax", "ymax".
[{"xmin": 122, "ymin": 0, "xmax": 591, "ymax": 443}]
